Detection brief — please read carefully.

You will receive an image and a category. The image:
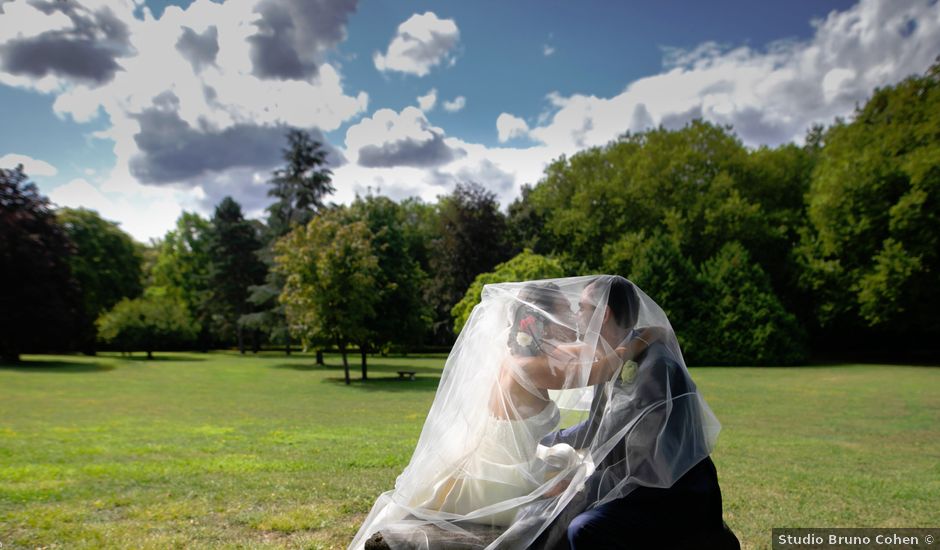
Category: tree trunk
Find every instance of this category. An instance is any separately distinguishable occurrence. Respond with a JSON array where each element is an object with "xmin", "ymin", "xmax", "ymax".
[
  {"xmin": 1, "ymin": 351, "xmax": 19, "ymax": 364},
  {"xmin": 285, "ymin": 325, "xmax": 291, "ymax": 356},
  {"xmin": 237, "ymin": 324, "xmax": 245, "ymax": 354},
  {"xmin": 339, "ymin": 341, "xmax": 350, "ymax": 385},
  {"xmin": 360, "ymin": 346, "xmax": 368, "ymax": 381},
  {"xmin": 147, "ymin": 349, "xmax": 153, "ymax": 359},
  {"xmin": 316, "ymin": 349, "xmax": 324, "ymax": 365},
  {"xmin": 252, "ymin": 330, "xmax": 260, "ymax": 353}
]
